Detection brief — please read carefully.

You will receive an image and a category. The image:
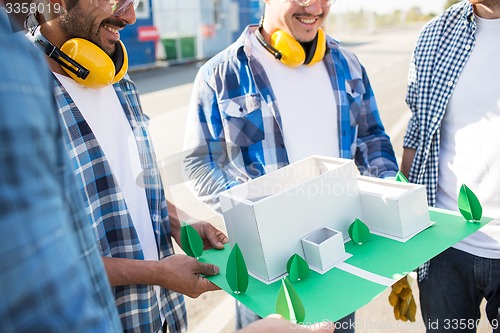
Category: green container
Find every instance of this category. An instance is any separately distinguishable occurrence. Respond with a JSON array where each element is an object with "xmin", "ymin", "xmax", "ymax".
[
  {"xmin": 180, "ymin": 36, "xmax": 196, "ymax": 59},
  {"xmin": 162, "ymin": 38, "xmax": 178, "ymax": 61},
  {"xmin": 162, "ymin": 36, "xmax": 196, "ymax": 61}
]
